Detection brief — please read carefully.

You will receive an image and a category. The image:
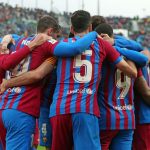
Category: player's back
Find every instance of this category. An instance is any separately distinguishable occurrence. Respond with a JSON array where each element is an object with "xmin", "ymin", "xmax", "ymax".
[
  {"xmin": 134, "ymin": 64, "xmax": 150, "ymax": 124},
  {"xmin": 0, "ymin": 36, "xmax": 56, "ymax": 117},
  {"xmin": 50, "ymin": 36, "xmax": 120, "ymax": 118},
  {"xmin": 98, "ymin": 59, "xmax": 136, "ymax": 130}
]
